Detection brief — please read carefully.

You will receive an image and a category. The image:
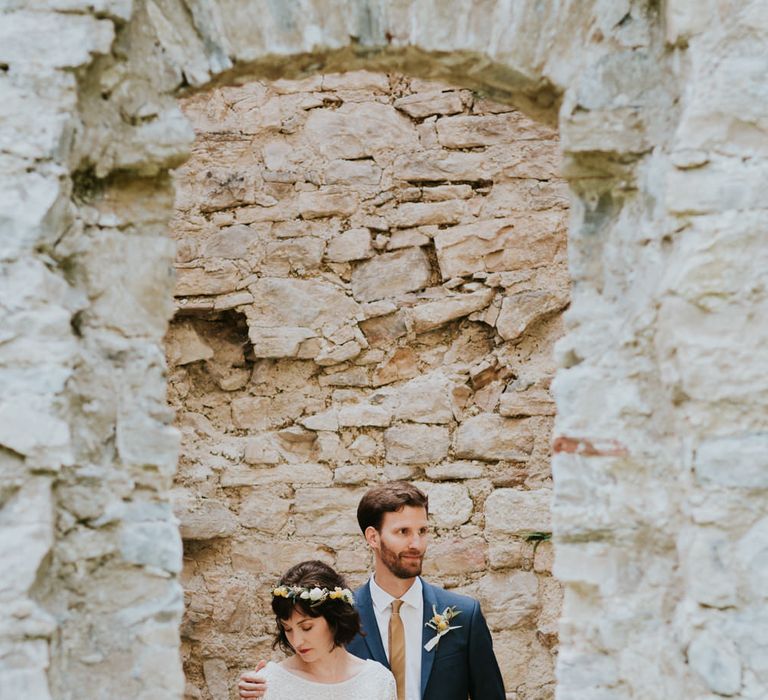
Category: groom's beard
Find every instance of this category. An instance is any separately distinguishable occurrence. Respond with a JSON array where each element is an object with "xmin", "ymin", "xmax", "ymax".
[{"xmin": 380, "ymin": 540, "xmax": 424, "ymax": 579}]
